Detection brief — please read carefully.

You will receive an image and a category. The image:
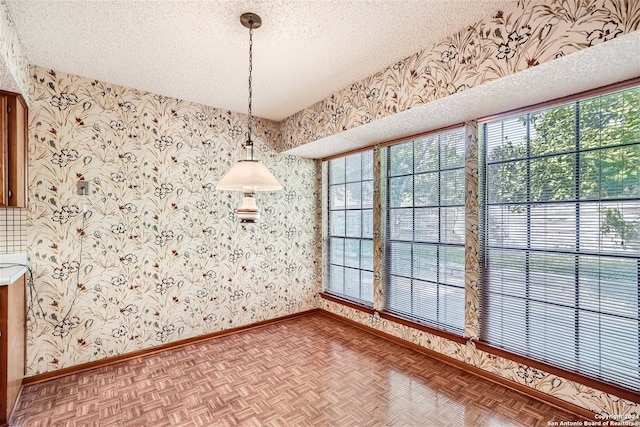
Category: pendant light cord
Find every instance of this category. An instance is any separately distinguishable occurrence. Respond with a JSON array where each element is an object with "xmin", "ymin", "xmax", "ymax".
[{"xmin": 247, "ymin": 18, "xmax": 255, "ymax": 160}]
